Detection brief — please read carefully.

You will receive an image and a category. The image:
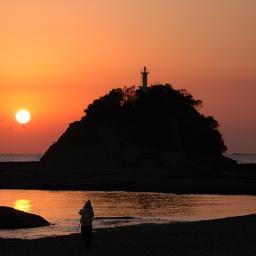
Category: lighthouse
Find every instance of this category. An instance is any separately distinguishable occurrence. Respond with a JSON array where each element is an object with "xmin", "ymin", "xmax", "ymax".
[{"xmin": 141, "ymin": 66, "xmax": 149, "ymax": 91}]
